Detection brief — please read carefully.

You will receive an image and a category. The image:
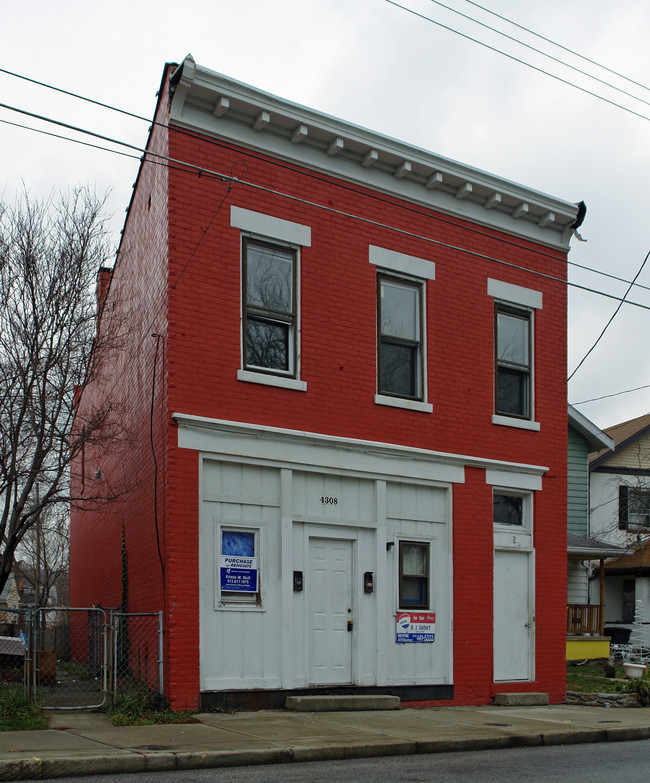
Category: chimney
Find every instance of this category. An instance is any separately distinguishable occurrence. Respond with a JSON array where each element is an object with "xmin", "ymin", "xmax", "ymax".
[{"xmin": 96, "ymin": 266, "xmax": 113, "ymax": 314}]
